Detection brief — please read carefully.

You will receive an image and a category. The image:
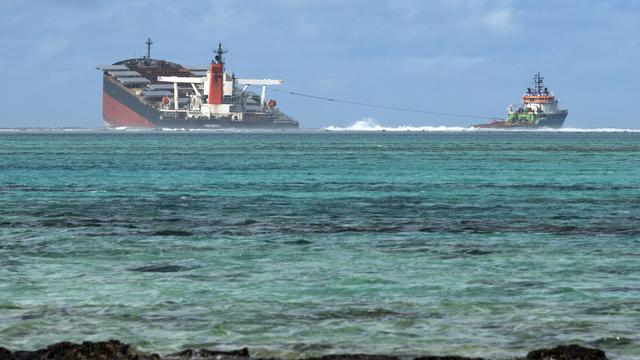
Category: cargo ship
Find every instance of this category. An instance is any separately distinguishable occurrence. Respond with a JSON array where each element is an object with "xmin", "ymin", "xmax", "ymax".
[
  {"xmin": 96, "ymin": 39, "xmax": 298, "ymax": 129},
  {"xmin": 473, "ymin": 73, "xmax": 567, "ymax": 129}
]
